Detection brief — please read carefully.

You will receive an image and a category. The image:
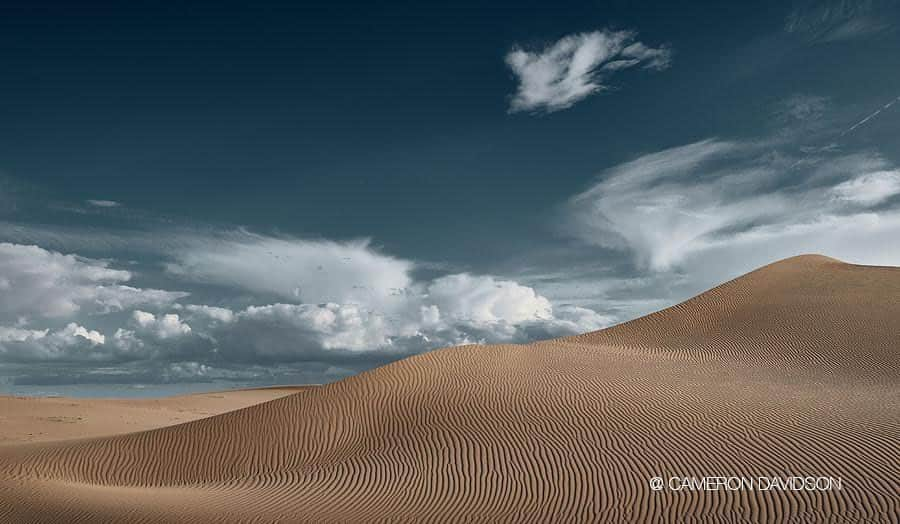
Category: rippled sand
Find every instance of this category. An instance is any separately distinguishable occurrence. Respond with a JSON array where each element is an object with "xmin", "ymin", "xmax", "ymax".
[{"xmin": 1, "ymin": 255, "xmax": 897, "ymax": 522}]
